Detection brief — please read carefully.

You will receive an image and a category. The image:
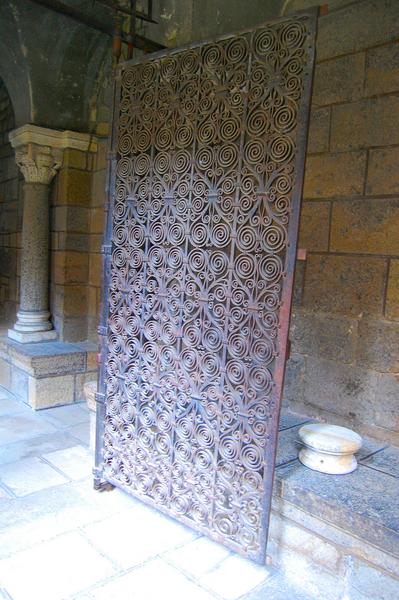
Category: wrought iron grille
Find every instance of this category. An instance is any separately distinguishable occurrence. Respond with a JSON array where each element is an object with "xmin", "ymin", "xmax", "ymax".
[{"xmin": 96, "ymin": 9, "xmax": 317, "ymax": 563}]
